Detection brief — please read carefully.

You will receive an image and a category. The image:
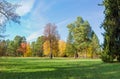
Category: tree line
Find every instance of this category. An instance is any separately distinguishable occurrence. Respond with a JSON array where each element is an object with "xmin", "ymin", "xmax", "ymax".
[{"xmin": 0, "ymin": 17, "xmax": 101, "ymax": 58}]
